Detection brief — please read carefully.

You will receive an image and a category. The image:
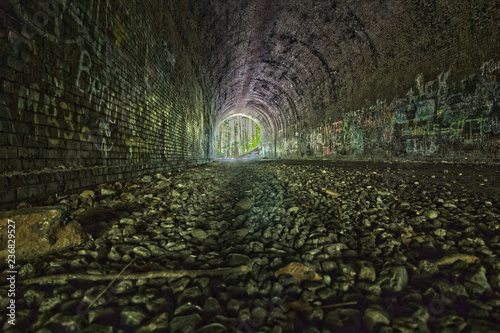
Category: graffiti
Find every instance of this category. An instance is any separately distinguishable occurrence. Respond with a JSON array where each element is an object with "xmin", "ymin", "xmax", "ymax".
[
  {"xmin": 125, "ymin": 137, "xmax": 153, "ymax": 163},
  {"xmin": 17, "ymin": 85, "xmax": 38, "ymax": 118},
  {"xmin": 378, "ymin": 100, "xmax": 393, "ymax": 125},
  {"xmin": 407, "ymin": 69, "xmax": 451, "ymax": 103},
  {"xmin": 299, "ymin": 62, "xmax": 499, "ymax": 160},
  {"xmin": 6, "ymin": 0, "xmax": 90, "ymax": 58},
  {"xmin": 441, "ymin": 111, "xmax": 465, "ymax": 127},
  {"xmin": 405, "ymin": 138, "xmax": 438, "ymax": 155},
  {"xmin": 94, "ymin": 117, "xmax": 114, "ymax": 159},
  {"xmin": 395, "ymin": 106, "xmax": 408, "ymax": 124},
  {"xmin": 76, "ymin": 49, "xmax": 118, "ymax": 119},
  {"xmin": 349, "ymin": 128, "xmax": 364, "ymax": 153},
  {"xmin": 438, "ymin": 118, "xmax": 487, "ymax": 143},
  {"xmin": 383, "ymin": 126, "xmax": 392, "ymax": 142},
  {"xmin": 18, "ymin": 82, "xmax": 92, "ymax": 146},
  {"xmin": 446, "ymin": 93, "xmax": 493, "ymax": 118},
  {"xmin": 327, "ymin": 122, "xmax": 333, "ymax": 151},
  {"xmin": 362, "ymin": 113, "xmax": 374, "ymax": 129},
  {"xmin": 483, "ymin": 117, "xmax": 500, "ymax": 134},
  {"xmin": 480, "ymin": 59, "xmax": 500, "ymax": 75},
  {"xmin": 309, "ymin": 129, "xmax": 322, "ymax": 157},
  {"xmin": 414, "ymin": 100, "xmax": 435, "ymax": 121},
  {"xmin": 76, "ymin": 50, "xmax": 92, "ymax": 92}
]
